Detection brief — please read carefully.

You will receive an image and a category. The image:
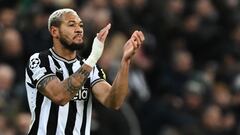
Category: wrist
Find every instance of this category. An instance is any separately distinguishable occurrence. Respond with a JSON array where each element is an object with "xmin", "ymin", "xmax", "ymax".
[
  {"xmin": 84, "ymin": 56, "xmax": 97, "ymax": 67},
  {"xmin": 121, "ymin": 59, "xmax": 130, "ymax": 67},
  {"xmin": 84, "ymin": 37, "xmax": 104, "ymax": 67}
]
